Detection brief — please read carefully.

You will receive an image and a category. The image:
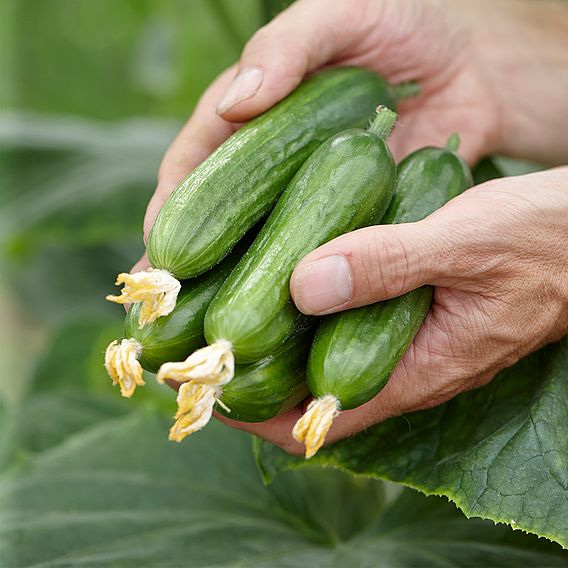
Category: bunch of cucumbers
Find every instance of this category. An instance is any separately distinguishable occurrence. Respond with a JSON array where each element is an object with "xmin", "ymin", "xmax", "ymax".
[{"xmin": 105, "ymin": 67, "xmax": 472, "ymax": 458}]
